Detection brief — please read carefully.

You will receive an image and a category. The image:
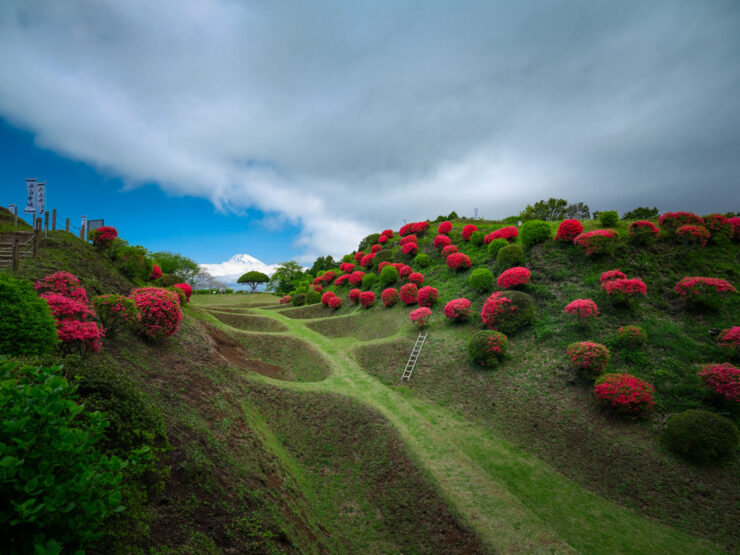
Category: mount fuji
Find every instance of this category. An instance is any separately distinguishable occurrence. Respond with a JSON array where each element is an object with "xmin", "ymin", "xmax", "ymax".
[{"xmin": 199, "ymin": 254, "xmax": 281, "ymax": 285}]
